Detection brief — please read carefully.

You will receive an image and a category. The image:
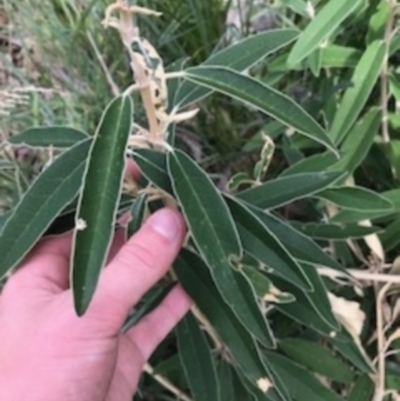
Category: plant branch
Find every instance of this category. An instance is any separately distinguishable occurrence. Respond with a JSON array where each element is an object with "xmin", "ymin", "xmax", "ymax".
[
  {"xmin": 143, "ymin": 363, "xmax": 193, "ymax": 401},
  {"xmin": 380, "ymin": 0, "xmax": 397, "ymax": 144}
]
